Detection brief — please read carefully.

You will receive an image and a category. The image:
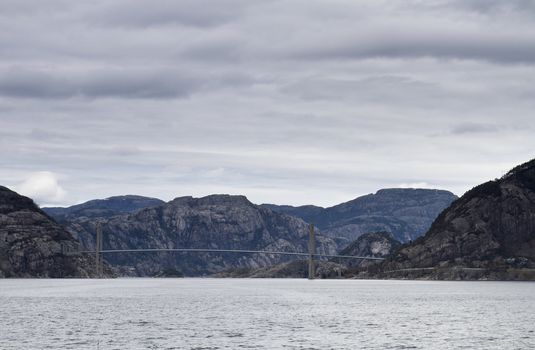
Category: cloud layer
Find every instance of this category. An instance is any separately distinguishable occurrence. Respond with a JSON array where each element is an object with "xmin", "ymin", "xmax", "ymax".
[
  {"xmin": 16, "ymin": 172, "xmax": 67, "ymax": 206},
  {"xmin": 1, "ymin": 0, "xmax": 534, "ymax": 206}
]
